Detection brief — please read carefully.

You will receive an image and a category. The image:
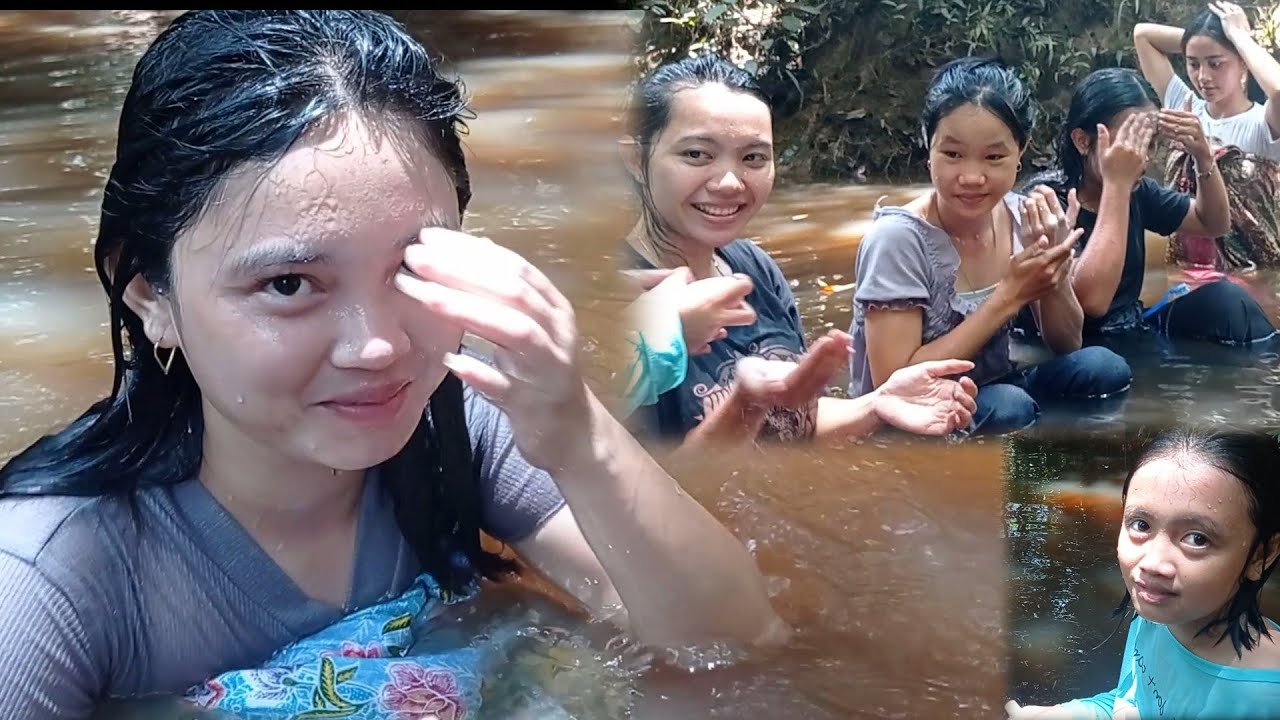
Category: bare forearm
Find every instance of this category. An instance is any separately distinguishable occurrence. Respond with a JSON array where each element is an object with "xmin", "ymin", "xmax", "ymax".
[
  {"xmin": 1192, "ymin": 154, "xmax": 1233, "ymax": 236},
  {"xmin": 1134, "ymin": 23, "xmax": 1183, "ymax": 54},
  {"xmin": 814, "ymin": 393, "xmax": 881, "ymax": 440},
  {"xmin": 1071, "ymin": 183, "xmax": 1132, "ymax": 317},
  {"xmin": 554, "ymin": 391, "xmax": 785, "ymax": 648},
  {"xmin": 1035, "ymin": 289, "xmax": 1084, "ymax": 353},
  {"xmin": 1226, "ymin": 27, "xmax": 1280, "ymax": 96},
  {"xmin": 899, "ymin": 296, "xmax": 1020, "ymax": 372}
]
